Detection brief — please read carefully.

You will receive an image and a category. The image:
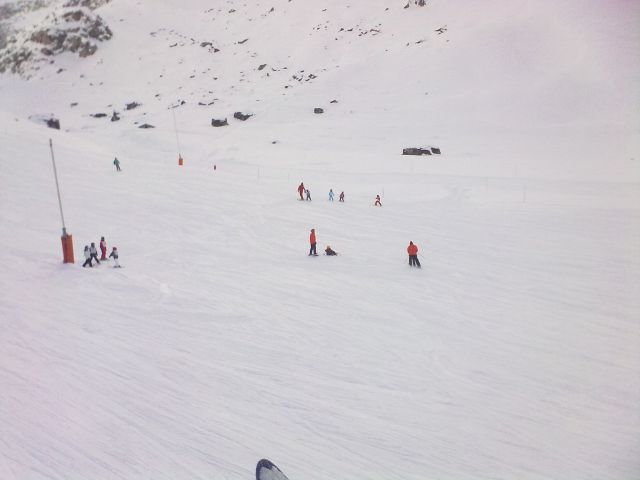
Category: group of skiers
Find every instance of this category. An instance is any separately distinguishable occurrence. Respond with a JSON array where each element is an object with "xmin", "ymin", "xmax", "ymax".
[
  {"xmin": 308, "ymin": 228, "xmax": 420, "ymax": 266},
  {"xmin": 298, "ymin": 183, "xmax": 347, "ymax": 203},
  {"xmin": 299, "ymin": 182, "xmax": 419, "ymax": 266},
  {"xmin": 82, "ymin": 236, "xmax": 120, "ymax": 268},
  {"xmin": 298, "ymin": 183, "xmax": 384, "ymax": 206}
]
